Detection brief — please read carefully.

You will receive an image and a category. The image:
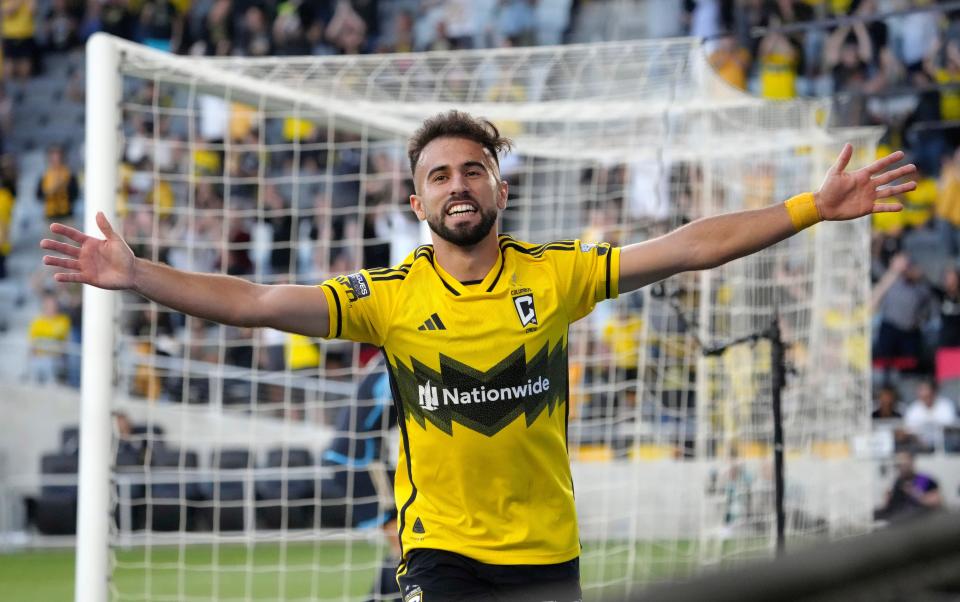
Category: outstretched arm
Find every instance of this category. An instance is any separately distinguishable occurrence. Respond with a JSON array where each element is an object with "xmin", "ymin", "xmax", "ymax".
[
  {"xmin": 41, "ymin": 212, "xmax": 331, "ymax": 337},
  {"xmin": 619, "ymin": 145, "xmax": 916, "ymax": 294}
]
